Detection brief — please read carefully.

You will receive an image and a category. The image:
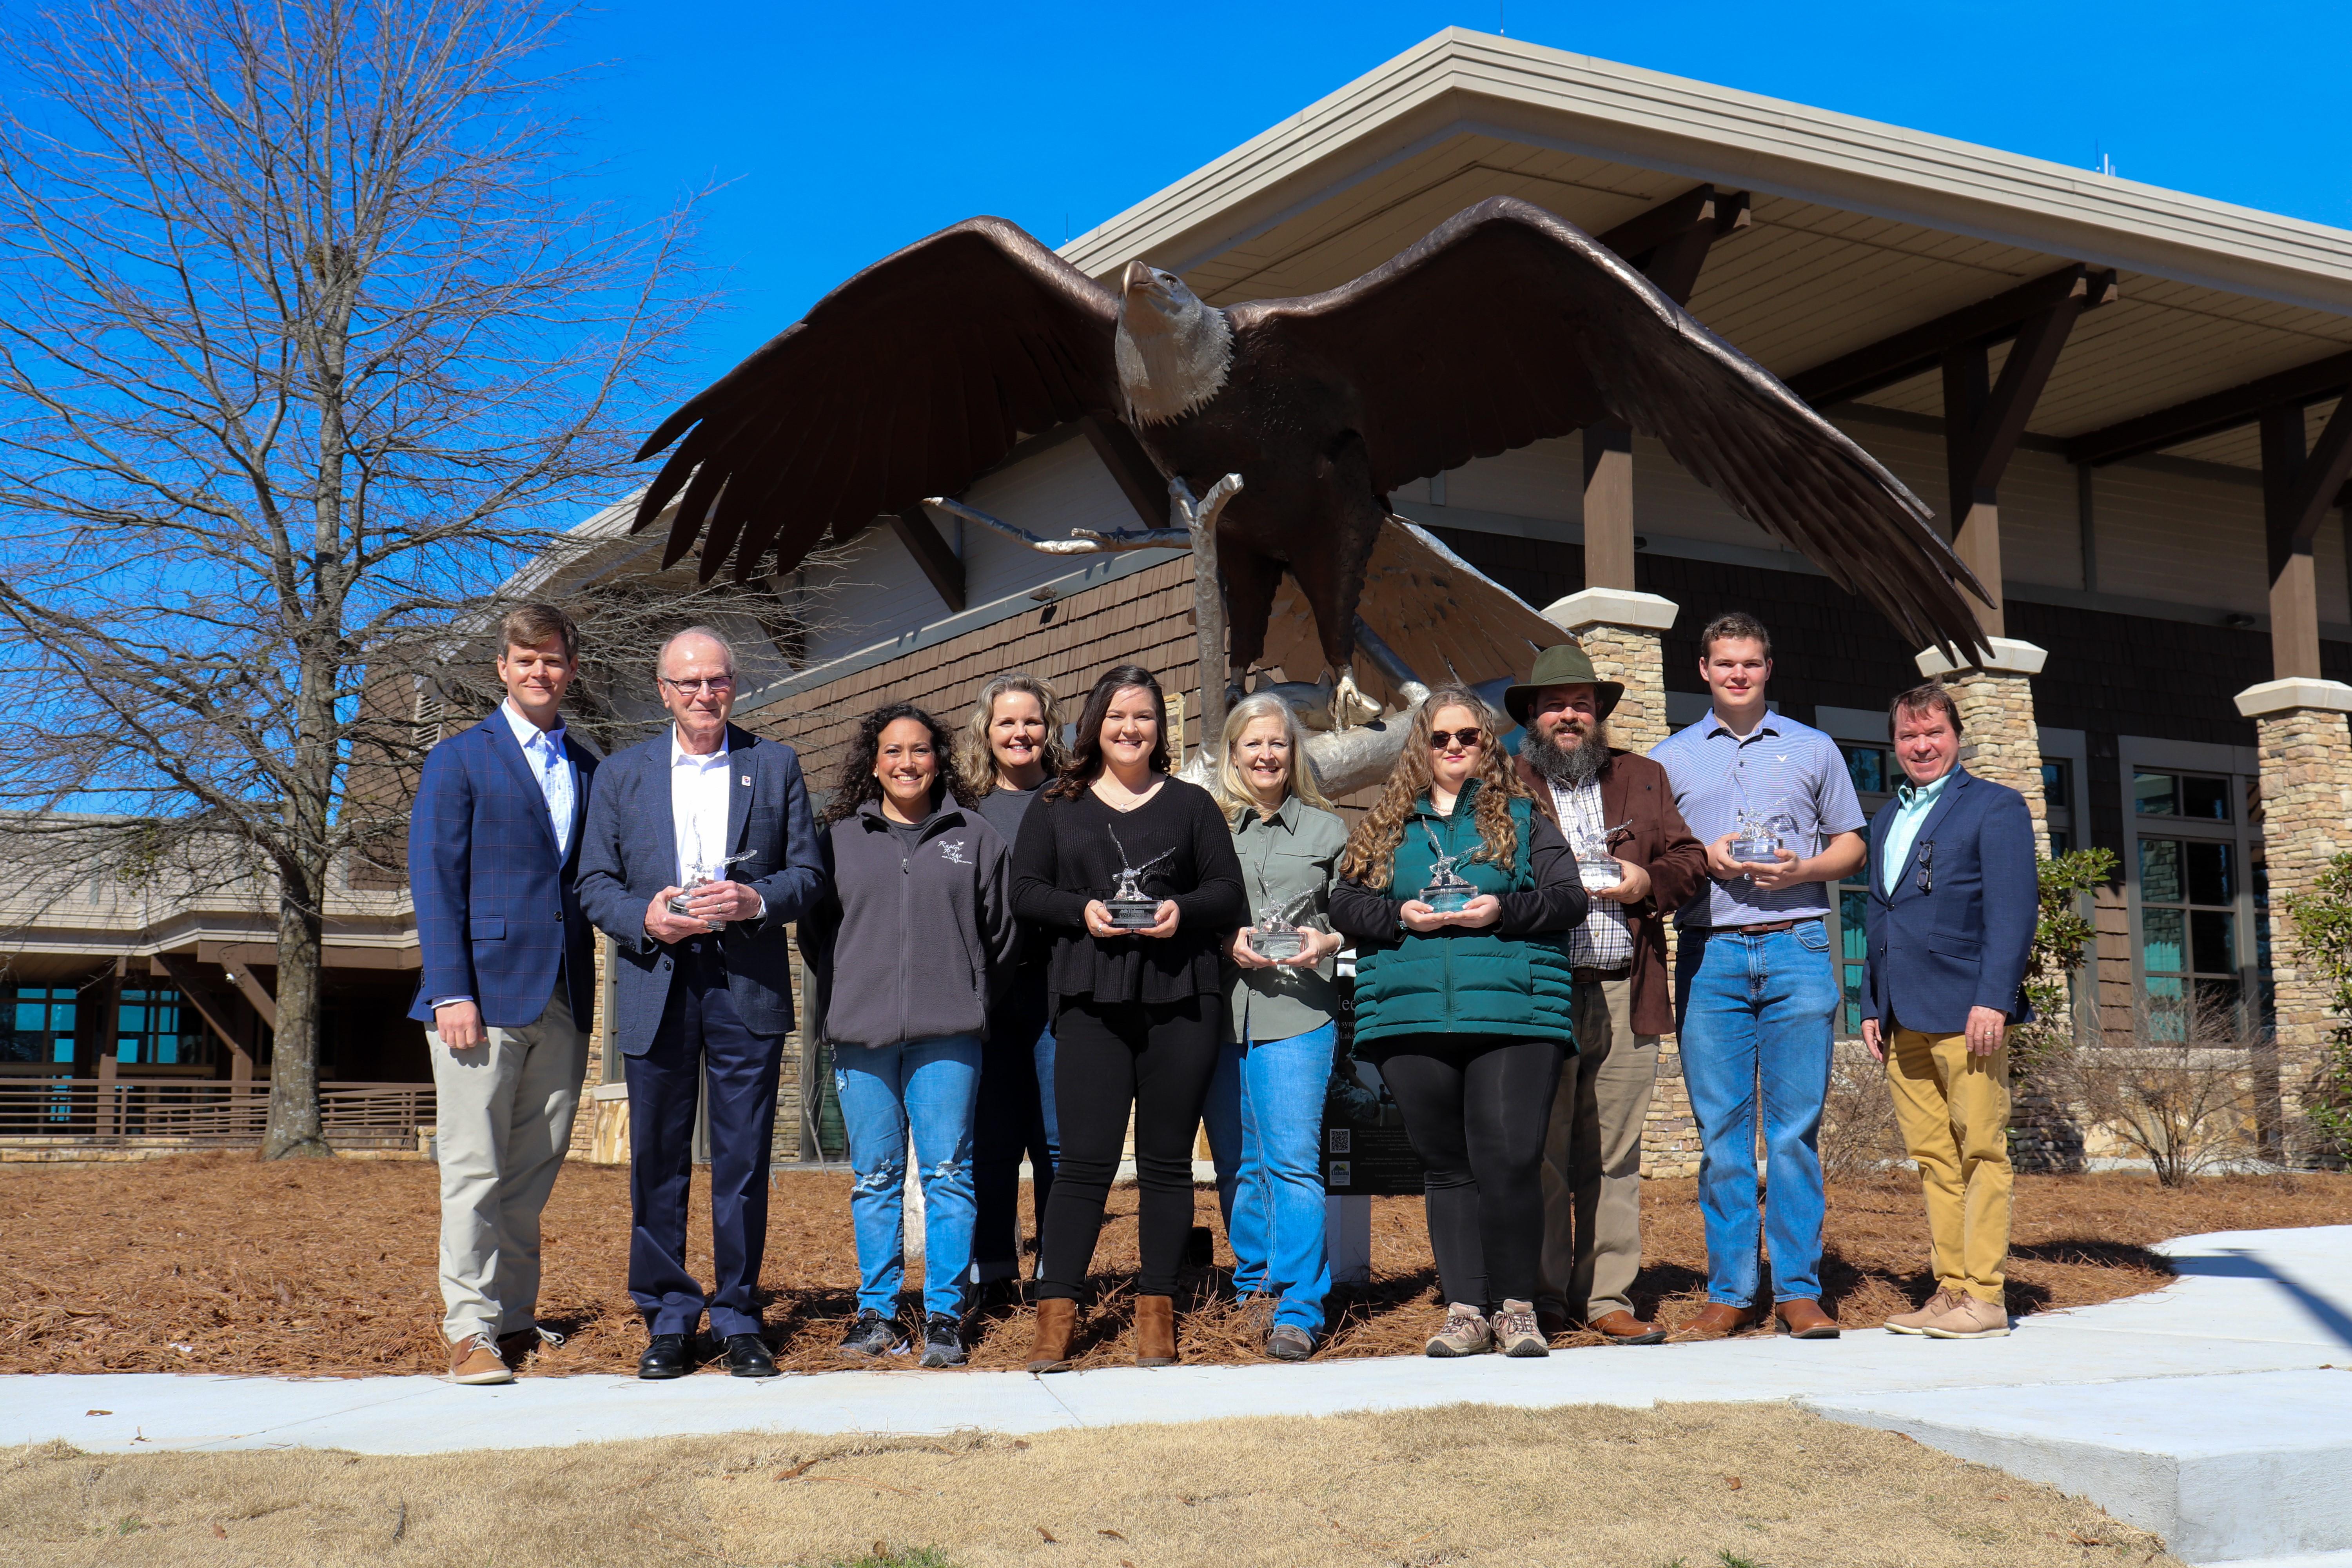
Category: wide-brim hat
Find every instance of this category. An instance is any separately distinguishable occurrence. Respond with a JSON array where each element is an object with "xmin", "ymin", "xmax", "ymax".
[{"xmin": 1503, "ymin": 643, "xmax": 1624, "ymax": 725}]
